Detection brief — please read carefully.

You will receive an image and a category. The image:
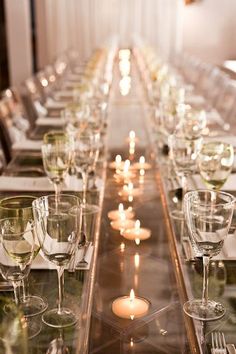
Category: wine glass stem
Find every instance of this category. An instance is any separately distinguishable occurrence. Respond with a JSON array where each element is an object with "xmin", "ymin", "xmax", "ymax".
[
  {"xmin": 12, "ymin": 281, "xmax": 21, "ymax": 305},
  {"xmin": 22, "ymin": 278, "xmax": 28, "ymax": 302},
  {"xmin": 202, "ymin": 256, "xmax": 210, "ymax": 307},
  {"xmin": 82, "ymin": 171, "xmax": 88, "ymax": 205},
  {"xmin": 54, "ymin": 182, "xmax": 61, "ymax": 200},
  {"xmin": 57, "ymin": 266, "xmax": 64, "ymax": 315}
]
